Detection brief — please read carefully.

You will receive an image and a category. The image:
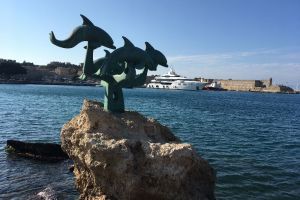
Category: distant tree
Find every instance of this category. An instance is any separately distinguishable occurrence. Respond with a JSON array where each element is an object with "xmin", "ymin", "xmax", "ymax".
[
  {"xmin": 0, "ymin": 59, "xmax": 27, "ymax": 75},
  {"xmin": 22, "ymin": 61, "xmax": 34, "ymax": 66},
  {"xmin": 71, "ymin": 75, "xmax": 79, "ymax": 81},
  {"xmin": 46, "ymin": 61, "xmax": 80, "ymax": 69}
]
